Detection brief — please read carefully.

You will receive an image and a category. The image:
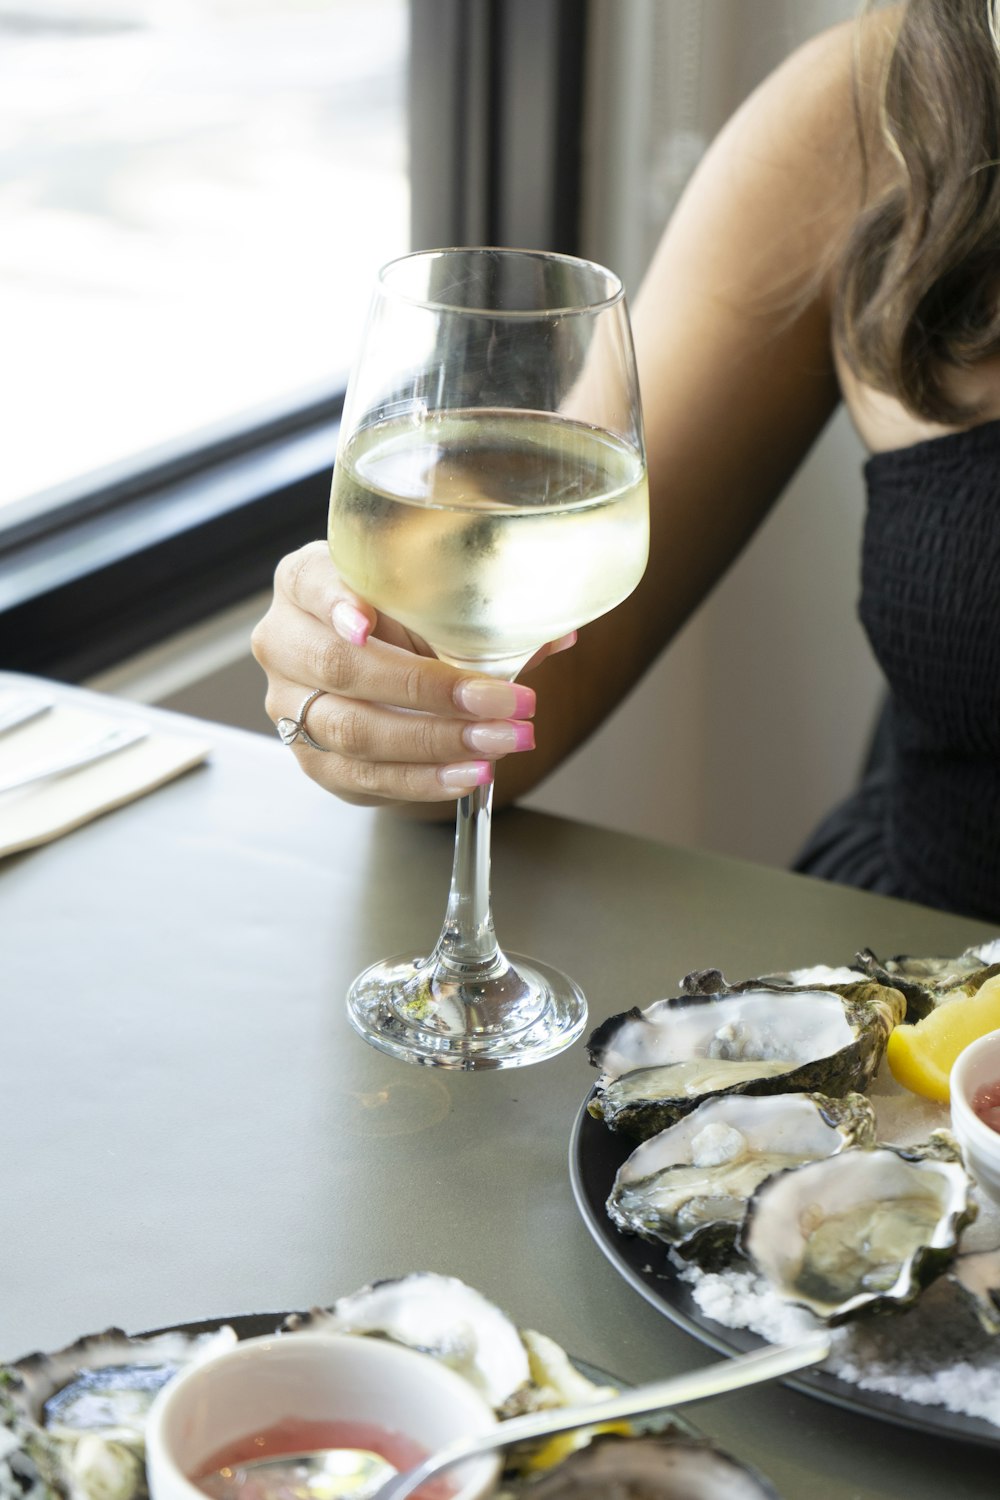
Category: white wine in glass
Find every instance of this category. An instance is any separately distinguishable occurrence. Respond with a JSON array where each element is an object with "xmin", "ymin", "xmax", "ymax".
[{"xmin": 329, "ymin": 248, "xmax": 648, "ymax": 1069}]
